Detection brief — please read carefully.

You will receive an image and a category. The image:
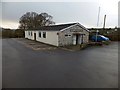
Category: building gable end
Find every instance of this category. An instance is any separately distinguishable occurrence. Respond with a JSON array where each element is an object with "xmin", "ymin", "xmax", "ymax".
[{"xmin": 60, "ymin": 23, "xmax": 89, "ymax": 32}]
